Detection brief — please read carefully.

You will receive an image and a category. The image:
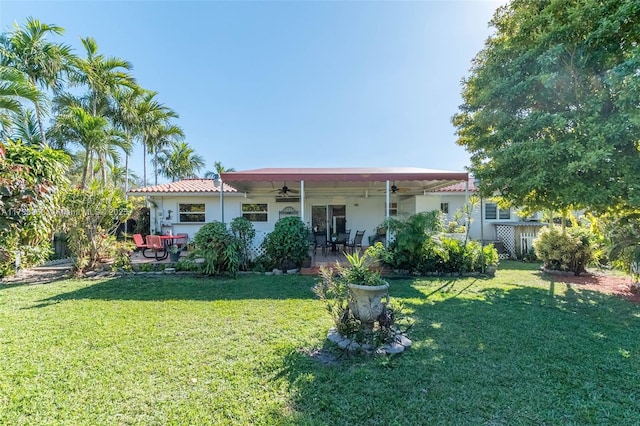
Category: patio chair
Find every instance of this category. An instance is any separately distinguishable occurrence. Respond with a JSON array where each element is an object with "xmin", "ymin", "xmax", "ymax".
[
  {"xmin": 313, "ymin": 232, "xmax": 329, "ymax": 257},
  {"xmin": 335, "ymin": 229, "xmax": 351, "ymax": 252},
  {"xmin": 345, "ymin": 230, "xmax": 365, "ymax": 255},
  {"xmin": 145, "ymin": 234, "xmax": 167, "ymax": 260},
  {"xmin": 133, "ymin": 233, "xmax": 154, "ymax": 258}
]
